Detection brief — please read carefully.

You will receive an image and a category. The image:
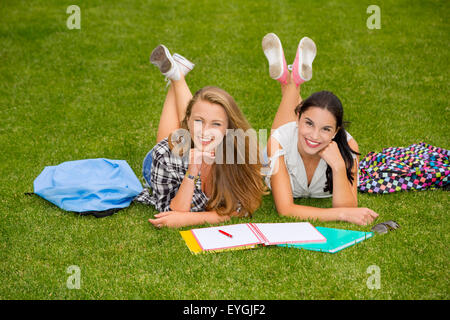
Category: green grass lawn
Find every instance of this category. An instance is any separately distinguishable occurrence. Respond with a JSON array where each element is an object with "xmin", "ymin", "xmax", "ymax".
[{"xmin": 0, "ymin": 0, "xmax": 448, "ymax": 299}]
